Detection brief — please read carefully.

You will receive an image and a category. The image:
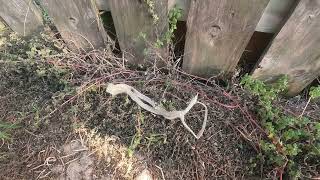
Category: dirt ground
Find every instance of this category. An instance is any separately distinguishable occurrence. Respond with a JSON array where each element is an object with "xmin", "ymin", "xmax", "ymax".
[
  {"xmin": 0, "ymin": 28, "xmax": 319, "ymax": 180},
  {"xmin": 0, "ymin": 67, "xmax": 257, "ymax": 179}
]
